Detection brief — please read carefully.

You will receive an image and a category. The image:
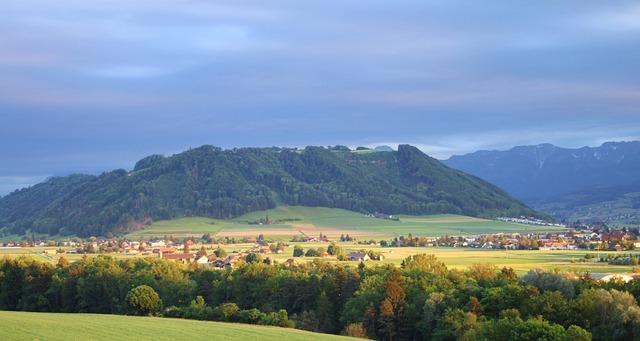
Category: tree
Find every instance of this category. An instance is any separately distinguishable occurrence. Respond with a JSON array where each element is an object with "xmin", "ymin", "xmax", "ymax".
[
  {"xmin": 400, "ymin": 254, "xmax": 447, "ymax": 275},
  {"xmin": 419, "ymin": 292, "xmax": 448, "ymax": 338},
  {"xmin": 126, "ymin": 285, "xmax": 162, "ymax": 316},
  {"xmin": 245, "ymin": 253, "xmax": 263, "ymax": 263},
  {"xmin": 56, "ymin": 256, "xmax": 69, "ymax": 269},
  {"xmin": 316, "ymin": 291, "xmax": 336, "ymax": 333},
  {"xmin": 214, "ymin": 247, "xmax": 227, "ymax": 258},
  {"xmin": 573, "ymin": 288, "xmax": 640, "ymax": 340},
  {"xmin": 293, "ymin": 246, "xmax": 304, "ymax": 257},
  {"xmin": 469, "ymin": 296, "xmax": 483, "ymax": 316},
  {"xmin": 201, "ymin": 233, "xmax": 213, "ymax": 243},
  {"xmin": 469, "ymin": 263, "xmax": 498, "ymax": 284},
  {"xmin": 343, "ymin": 323, "xmax": 368, "ymax": 338},
  {"xmin": 196, "ymin": 246, "xmax": 207, "ymax": 258},
  {"xmin": 327, "ymin": 243, "xmax": 343, "ymax": 256},
  {"xmin": 378, "ymin": 270, "xmax": 406, "ymax": 340},
  {"xmin": 432, "ymin": 308, "xmax": 477, "ymax": 340},
  {"xmin": 520, "ymin": 269, "xmax": 575, "ymax": 298}
]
